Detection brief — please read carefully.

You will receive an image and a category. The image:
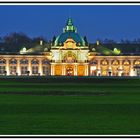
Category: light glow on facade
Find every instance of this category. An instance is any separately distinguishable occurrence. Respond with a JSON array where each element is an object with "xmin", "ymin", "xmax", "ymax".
[{"xmin": 0, "ymin": 18, "xmax": 140, "ymax": 77}]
